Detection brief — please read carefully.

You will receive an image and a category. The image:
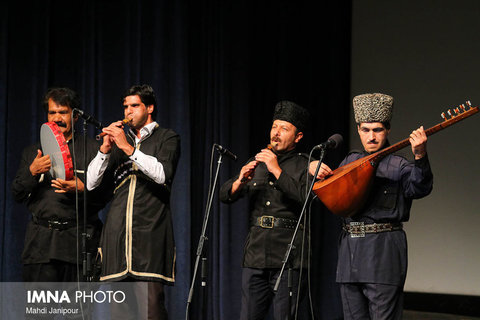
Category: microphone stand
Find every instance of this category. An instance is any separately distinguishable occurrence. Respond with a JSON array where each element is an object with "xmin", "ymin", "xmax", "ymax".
[
  {"xmin": 273, "ymin": 147, "xmax": 326, "ymax": 299},
  {"xmin": 81, "ymin": 120, "xmax": 92, "ymax": 281},
  {"xmin": 287, "ymin": 267, "xmax": 293, "ymax": 320},
  {"xmin": 185, "ymin": 151, "xmax": 224, "ymax": 320},
  {"xmin": 201, "ymin": 257, "xmax": 208, "ymax": 320}
]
